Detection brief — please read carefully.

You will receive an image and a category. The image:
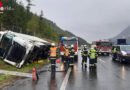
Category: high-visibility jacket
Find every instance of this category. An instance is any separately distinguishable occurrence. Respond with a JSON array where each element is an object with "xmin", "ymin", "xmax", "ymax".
[
  {"xmin": 69, "ymin": 48, "xmax": 75, "ymax": 58},
  {"xmin": 89, "ymin": 52, "xmax": 96, "ymax": 59},
  {"xmin": 82, "ymin": 50, "xmax": 88, "ymax": 56},
  {"xmin": 50, "ymin": 47, "xmax": 57, "ymax": 57},
  {"xmin": 89, "ymin": 49, "xmax": 97, "ymax": 59},
  {"xmin": 65, "ymin": 48, "xmax": 69, "ymax": 56},
  {"xmin": 113, "ymin": 48, "xmax": 117, "ymax": 53}
]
